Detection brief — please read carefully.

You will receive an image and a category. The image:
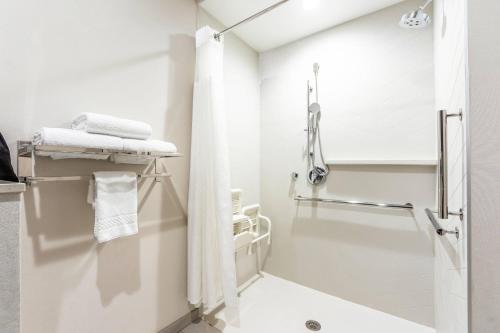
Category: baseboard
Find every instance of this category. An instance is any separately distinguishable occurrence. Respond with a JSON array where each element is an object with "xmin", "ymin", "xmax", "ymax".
[{"xmin": 158, "ymin": 308, "xmax": 200, "ymax": 333}]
